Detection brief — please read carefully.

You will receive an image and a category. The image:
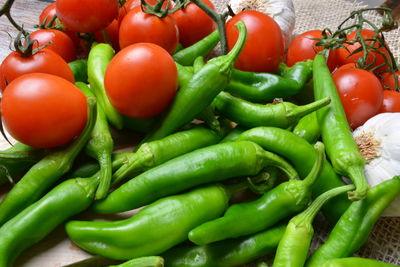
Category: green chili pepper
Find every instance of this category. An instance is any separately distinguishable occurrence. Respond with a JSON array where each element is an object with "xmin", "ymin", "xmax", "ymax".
[
  {"xmin": 214, "ymin": 91, "xmax": 331, "ymax": 129},
  {"xmin": 0, "ymin": 98, "xmax": 96, "ymax": 226},
  {"xmin": 110, "ymin": 256, "xmax": 164, "ymax": 267},
  {"xmin": 175, "ymin": 63, "xmax": 194, "ymax": 88},
  {"xmin": 162, "ymin": 224, "xmax": 286, "ymax": 267},
  {"xmin": 219, "ymin": 127, "xmax": 245, "ymax": 143},
  {"xmin": 193, "ymin": 56, "xmax": 206, "ymax": 72},
  {"xmin": 236, "ymin": 127, "xmax": 350, "ymax": 223},
  {"xmin": 272, "ymin": 184, "xmax": 355, "ymax": 267},
  {"xmin": 313, "ymin": 54, "xmax": 368, "ymax": 200},
  {"xmin": 257, "ymin": 262, "xmax": 269, "ymax": 267},
  {"xmin": 226, "ymin": 60, "xmax": 313, "ymax": 103},
  {"xmin": 112, "ymin": 126, "xmax": 224, "ymax": 186},
  {"xmin": 67, "ymin": 179, "xmax": 255, "ymax": 260},
  {"xmin": 76, "ymin": 82, "xmax": 114, "ymax": 200},
  {"xmin": 143, "ymin": 21, "xmax": 247, "ymax": 143},
  {"xmin": 173, "ymin": 30, "xmax": 219, "ymax": 66},
  {"xmin": 321, "ymin": 258, "xmax": 397, "ymax": 267},
  {"xmin": 68, "ymin": 59, "xmax": 88, "ymax": 83},
  {"xmin": 292, "ymin": 112, "xmax": 320, "ymax": 143},
  {"xmin": 93, "ymin": 140, "xmax": 298, "ymax": 214},
  {"xmin": 196, "ymin": 106, "xmax": 221, "ymax": 132},
  {"xmin": 188, "ymin": 142, "xmax": 324, "ymax": 245},
  {"xmin": 88, "ymin": 43, "xmax": 123, "ymax": 129},
  {"xmin": 306, "ymin": 176, "xmax": 400, "ymax": 267},
  {"xmin": 0, "ymin": 174, "xmax": 99, "ymax": 267}
]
